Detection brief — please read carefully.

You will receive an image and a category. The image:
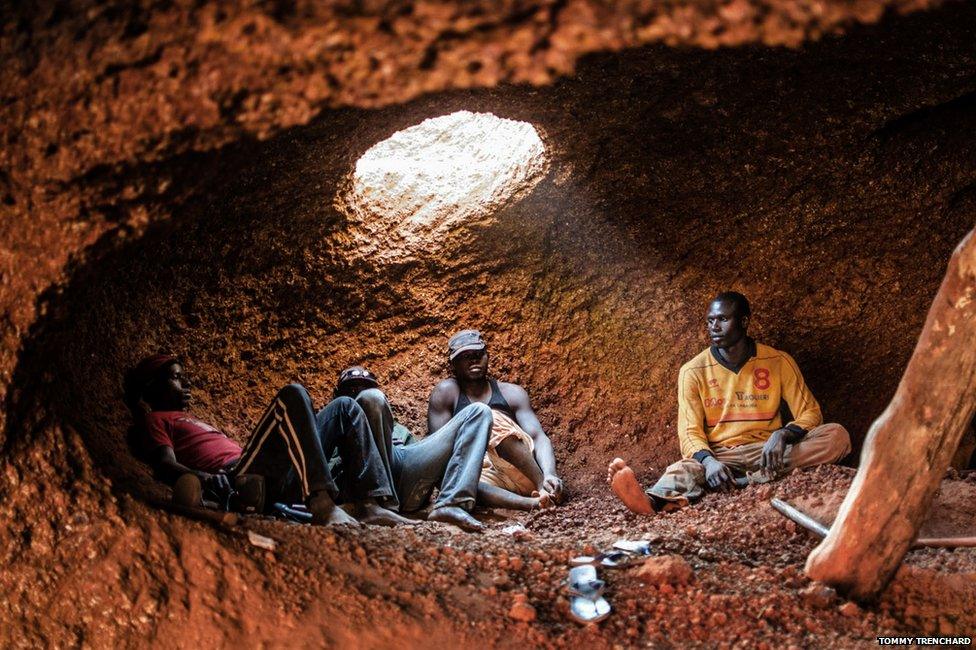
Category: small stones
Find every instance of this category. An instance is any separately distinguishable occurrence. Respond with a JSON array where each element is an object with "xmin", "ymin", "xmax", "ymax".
[
  {"xmin": 800, "ymin": 582, "xmax": 837, "ymax": 609},
  {"xmin": 508, "ymin": 593, "xmax": 537, "ymax": 622},
  {"xmin": 838, "ymin": 601, "xmax": 861, "ymax": 617}
]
